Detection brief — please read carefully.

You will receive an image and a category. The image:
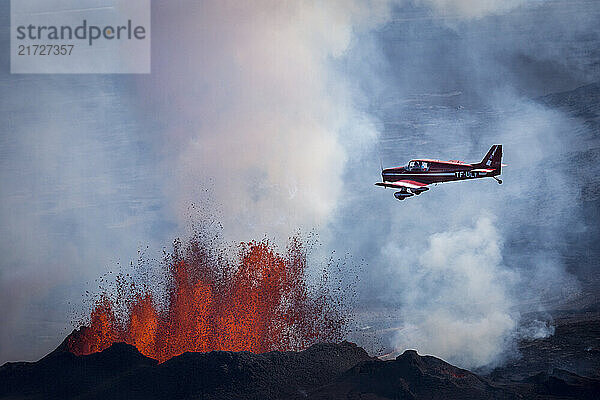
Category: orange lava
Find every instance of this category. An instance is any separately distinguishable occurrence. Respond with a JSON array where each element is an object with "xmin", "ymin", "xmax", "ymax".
[{"xmin": 66, "ymin": 235, "xmax": 347, "ymax": 362}]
